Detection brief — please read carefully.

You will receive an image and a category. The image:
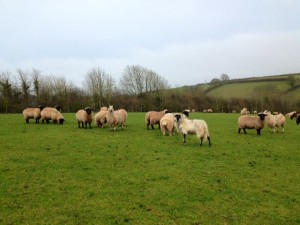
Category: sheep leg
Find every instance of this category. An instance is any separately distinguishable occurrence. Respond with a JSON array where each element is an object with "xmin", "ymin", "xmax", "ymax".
[
  {"xmin": 25, "ymin": 119, "xmax": 29, "ymax": 123},
  {"xmin": 88, "ymin": 123, "xmax": 92, "ymax": 129},
  {"xmin": 200, "ymin": 137, "xmax": 203, "ymax": 147},
  {"xmin": 151, "ymin": 125, "xmax": 154, "ymax": 129},
  {"xmin": 183, "ymin": 134, "xmax": 187, "ymax": 145},
  {"xmin": 243, "ymin": 128, "xmax": 247, "ymax": 134},
  {"xmin": 256, "ymin": 129, "xmax": 261, "ymax": 135},
  {"xmin": 207, "ymin": 136, "xmax": 211, "ymax": 146}
]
